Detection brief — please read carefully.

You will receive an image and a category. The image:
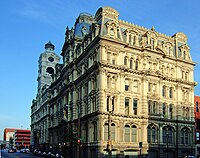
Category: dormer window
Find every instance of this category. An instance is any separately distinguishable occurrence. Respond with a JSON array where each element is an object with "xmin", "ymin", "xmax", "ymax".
[{"xmin": 110, "ymin": 28, "xmax": 115, "ymax": 38}]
